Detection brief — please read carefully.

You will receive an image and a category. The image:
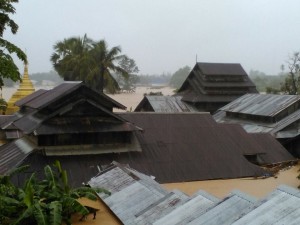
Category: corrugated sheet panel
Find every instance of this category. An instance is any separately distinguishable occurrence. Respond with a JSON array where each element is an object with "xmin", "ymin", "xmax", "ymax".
[
  {"xmin": 104, "ymin": 182, "xmax": 166, "ymax": 224},
  {"xmin": 89, "ymin": 165, "xmax": 140, "ymax": 196},
  {"xmin": 15, "ymin": 89, "xmax": 48, "ymax": 107},
  {"xmin": 214, "ymin": 100, "xmax": 300, "ymax": 138},
  {"xmin": 134, "ymin": 190, "xmax": 190, "ymax": 225},
  {"xmin": 135, "ymin": 96, "xmax": 198, "ymax": 112},
  {"xmin": 119, "ymin": 113, "xmax": 270, "ymax": 182},
  {"xmin": 220, "ymin": 94, "xmax": 300, "ymax": 117},
  {"xmin": 0, "ymin": 137, "xmax": 35, "ymax": 174},
  {"xmin": 188, "ymin": 191, "xmax": 257, "ymax": 225},
  {"xmin": 89, "ymin": 162, "xmax": 169, "ymax": 224},
  {"xmin": 232, "ymin": 185, "xmax": 300, "ymax": 225},
  {"xmin": 153, "ymin": 190, "xmax": 219, "ymax": 225}
]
